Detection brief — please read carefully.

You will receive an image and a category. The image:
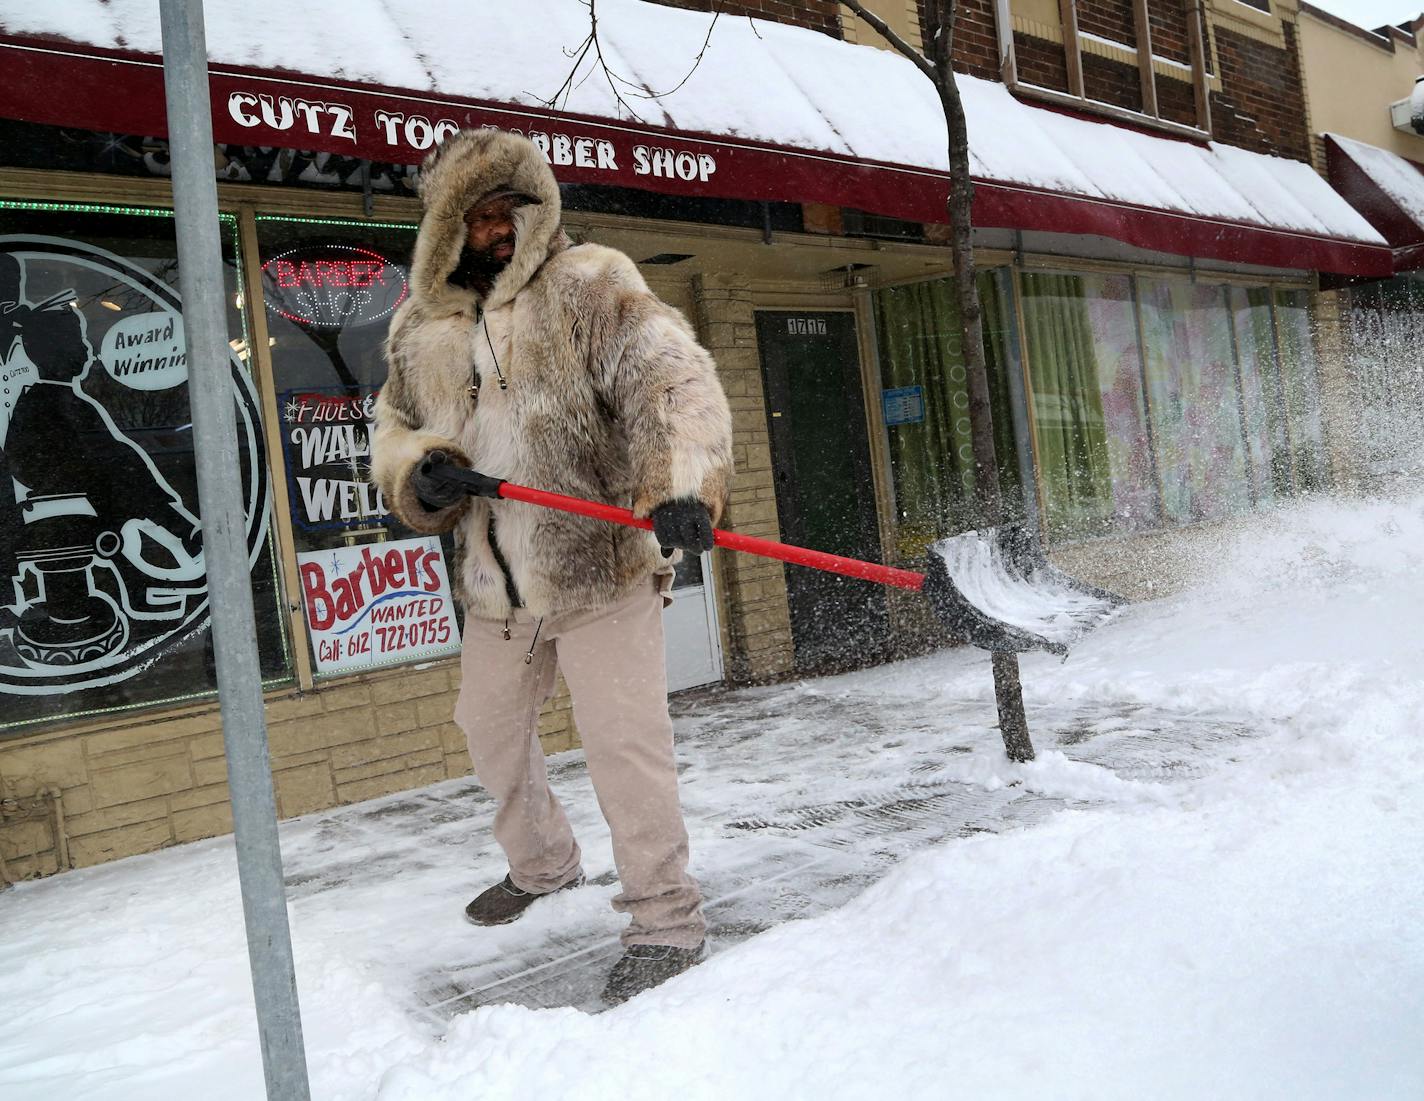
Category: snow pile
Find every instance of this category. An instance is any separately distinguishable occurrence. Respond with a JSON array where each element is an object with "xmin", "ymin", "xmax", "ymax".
[
  {"xmin": 1328, "ymin": 133, "xmax": 1424, "ymax": 228},
  {"xmin": 2, "ymin": 495, "xmax": 1423, "ymax": 1100},
  {"xmin": 0, "ymin": 0, "xmax": 1384, "ymax": 244},
  {"xmin": 370, "ymin": 494, "xmax": 1424, "ymax": 1099}
]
